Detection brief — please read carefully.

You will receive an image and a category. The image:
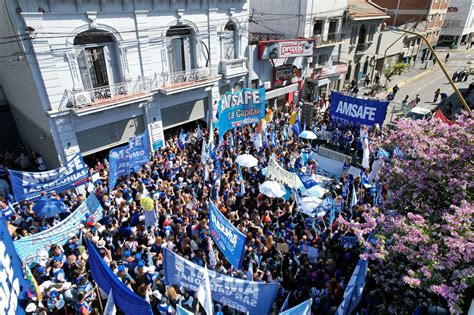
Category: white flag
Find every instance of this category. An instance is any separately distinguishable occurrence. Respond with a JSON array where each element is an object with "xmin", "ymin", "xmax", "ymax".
[
  {"xmin": 104, "ymin": 289, "xmax": 116, "ymax": 315},
  {"xmin": 197, "ymin": 265, "xmax": 213, "ymax": 315}
]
